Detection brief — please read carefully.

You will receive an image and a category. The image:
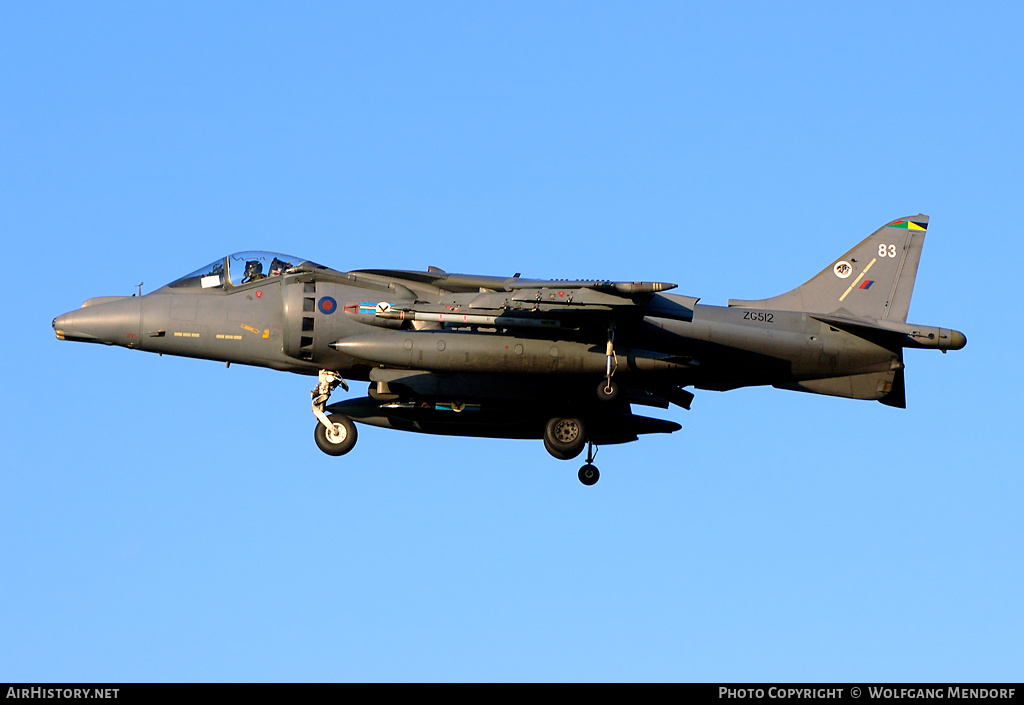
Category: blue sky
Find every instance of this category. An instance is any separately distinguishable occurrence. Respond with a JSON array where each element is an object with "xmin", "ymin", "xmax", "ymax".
[{"xmin": 2, "ymin": 2, "xmax": 1020, "ymax": 682}]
